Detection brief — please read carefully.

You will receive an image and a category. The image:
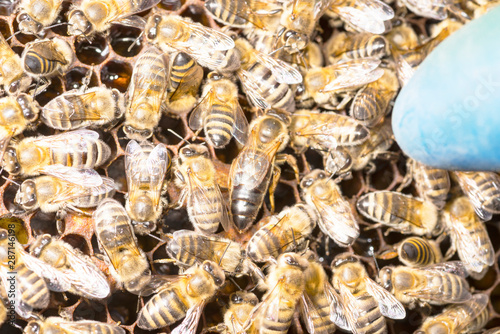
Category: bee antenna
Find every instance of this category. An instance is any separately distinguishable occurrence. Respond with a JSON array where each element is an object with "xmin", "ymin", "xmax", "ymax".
[
  {"xmin": 167, "ymin": 129, "xmax": 190, "ymax": 146},
  {"xmin": 219, "ymin": 242, "xmax": 231, "ymax": 266},
  {"xmin": 229, "ymin": 277, "xmax": 242, "ymax": 291},
  {"xmin": 370, "ymin": 246, "xmax": 380, "ymax": 274},
  {"xmin": 45, "ymin": 22, "xmax": 68, "ymax": 30},
  {"xmin": 127, "ymin": 31, "xmax": 144, "ymax": 53},
  {"xmin": 268, "ymin": 45, "xmax": 285, "ymax": 57},
  {"xmin": 147, "ymin": 233, "xmax": 164, "ymax": 242},
  {"xmin": 10, "ymin": 322, "xmax": 25, "ymax": 331},
  {"xmin": 2, "ymin": 175, "xmax": 20, "ymax": 187},
  {"xmin": 6, "ymin": 30, "xmax": 21, "ymax": 42}
]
